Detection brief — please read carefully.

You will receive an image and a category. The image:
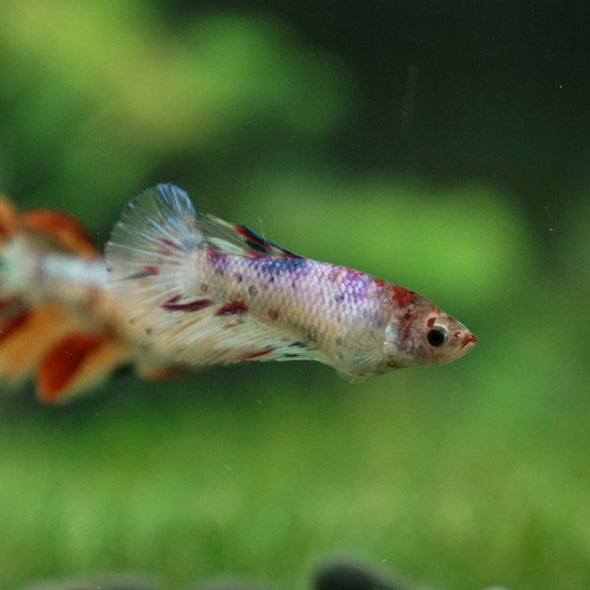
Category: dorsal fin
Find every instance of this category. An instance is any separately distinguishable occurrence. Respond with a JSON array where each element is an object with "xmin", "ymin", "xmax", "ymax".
[
  {"xmin": 198, "ymin": 214, "xmax": 301, "ymax": 259},
  {"xmin": 105, "ymin": 184, "xmax": 203, "ymax": 327}
]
